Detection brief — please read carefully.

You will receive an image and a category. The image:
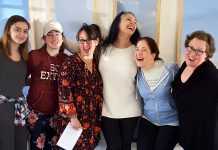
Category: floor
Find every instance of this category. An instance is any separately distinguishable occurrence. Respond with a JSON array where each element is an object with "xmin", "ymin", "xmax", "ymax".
[
  {"xmin": 96, "ymin": 142, "xmax": 183, "ymax": 150},
  {"xmin": 95, "ymin": 132, "xmax": 183, "ymax": 150}
]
